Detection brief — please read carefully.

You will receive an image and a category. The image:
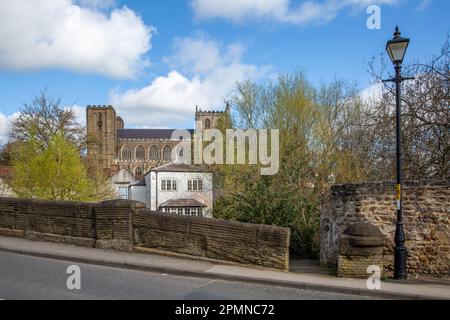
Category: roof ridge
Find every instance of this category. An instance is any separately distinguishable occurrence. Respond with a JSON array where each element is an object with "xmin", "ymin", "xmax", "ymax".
[{"xmin": 146, "ymin": 162, "xmax": 210, "ymax": 174}]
